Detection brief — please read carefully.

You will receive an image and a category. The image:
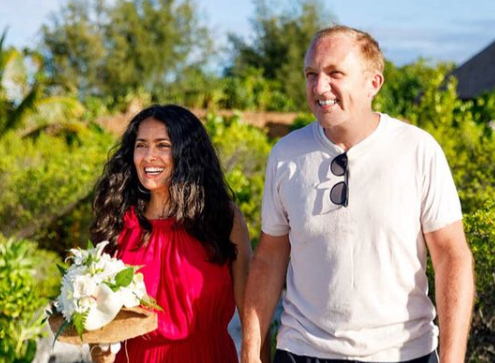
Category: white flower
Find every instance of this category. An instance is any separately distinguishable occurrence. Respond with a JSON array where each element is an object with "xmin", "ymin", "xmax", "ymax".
[
  {"xmin": 78, "ymin": 296, "xmax": 97, "ymax": 311},
  {"xmin": 68, "ymin": 248, "xmax": 88, "ymax": 265},
  {"xmin": 73, "ymin": 274, "xmax": 98, "ymax": 299},
  {"xmin": 54, "ymin": 241, "xmax": 153, "ymax": 332},
  {"xmin": 94, "ymin": 241, "xmax": 110, "ymax": 258},
  {"xmin": 84, "ymin": 284, "xmax": 123, "ymax": 331}
]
